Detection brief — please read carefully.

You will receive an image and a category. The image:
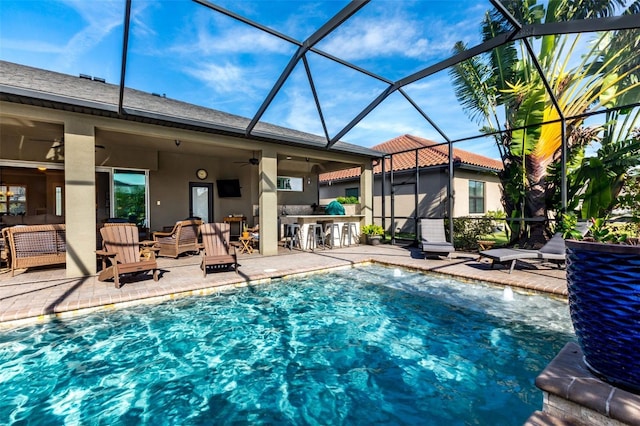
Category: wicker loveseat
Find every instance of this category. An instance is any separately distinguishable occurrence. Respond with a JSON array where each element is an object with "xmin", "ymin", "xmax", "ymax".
[
  {"xmin": 3, "ymin": 224, "xmax": 66, "ymax": 276},
  {"xmin": 152, "ymin": 219, "xmax": 202, "ymax": 258}
]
